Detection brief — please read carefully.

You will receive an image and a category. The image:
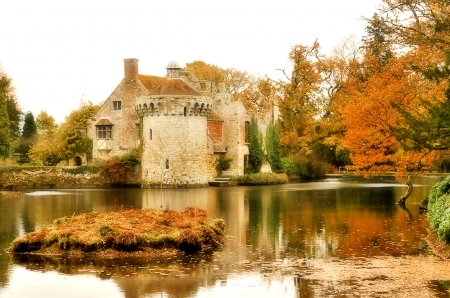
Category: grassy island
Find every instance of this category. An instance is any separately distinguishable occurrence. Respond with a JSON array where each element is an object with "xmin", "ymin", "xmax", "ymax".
[{"xmin": 8, "ymin": 207, "xmax": 225, "ymax": 258}]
